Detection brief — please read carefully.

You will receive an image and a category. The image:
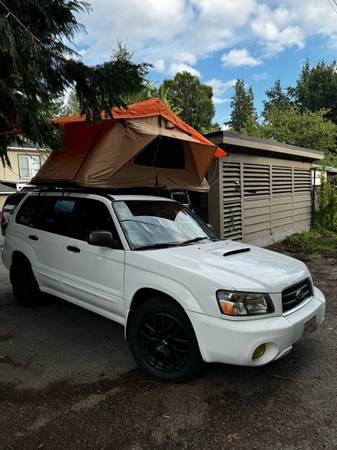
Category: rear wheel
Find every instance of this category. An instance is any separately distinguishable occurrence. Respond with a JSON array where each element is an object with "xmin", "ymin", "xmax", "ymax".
[
  {"xmin": 10, "ymin": 257, "xmax": 44, "ymax": 307},
  {"xmin": 128, "ymin": 297, "xmax": 203, "ymax": 382}
]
